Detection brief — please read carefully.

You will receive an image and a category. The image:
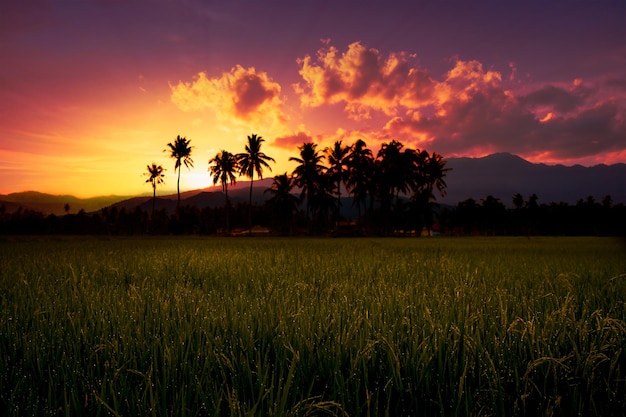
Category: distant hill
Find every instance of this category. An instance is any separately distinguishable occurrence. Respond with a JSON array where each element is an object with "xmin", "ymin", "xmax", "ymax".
[
  {"xmin": 108, "ymin": 181, "xmax": 275, "ymax": 214},
  {"xmin": 2, "ymin": 154, "xmax": 624, "ymax": 215},
  {"xmin": 441, "ymin": 153, "xmax": 626, "ymax": 206},
  {"xmin": 0, "ymin": 191, "xmax": 131, "ymax": 215}
]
